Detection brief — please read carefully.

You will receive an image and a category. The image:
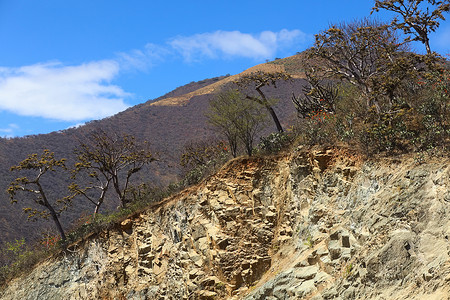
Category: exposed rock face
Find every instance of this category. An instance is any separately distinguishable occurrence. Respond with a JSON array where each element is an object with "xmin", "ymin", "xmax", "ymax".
[{"xmin": 1, "ymin": 147, "xmax": 449, "ymax": 299}]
